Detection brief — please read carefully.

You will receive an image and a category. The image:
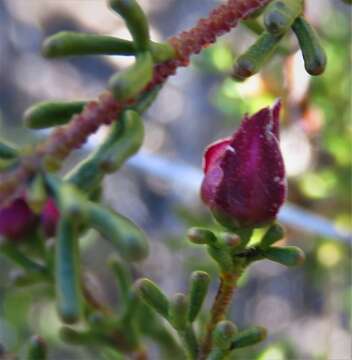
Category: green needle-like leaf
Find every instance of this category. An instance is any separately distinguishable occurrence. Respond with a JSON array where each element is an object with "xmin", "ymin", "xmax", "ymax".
[
  {"xmin": 67, "ymin": 109, "xmax": 144, "ymax": 192},
  {"xmin": 56, "ymin": 215, "xmax": 82, "ymax": 324},
  {"xmin": 230, "ymin": 326, "xmax": 267, "ymax": 349},
  {"xmin": 42, "ymin": 32, "xmax": 135, "ymax": 58},
  {"xmin": 109, "ymin": 52, "xmax": 153, "ymax": 101},
  {"xmin": 109, "ymin": 0, "xmax": 150, "ymax": 52},
  {"xmin": 24, "ymin": 100, "xmax": 86, "ymax": 129},
  {"xmin": 292, "ymin": 16, "xmax": 327, "ymax": 75},
  {"xmin": 135, "ymin": 278, "xmax": 170, "ymax": 319},
  {"xmin": 232, "ymin": 31, "xmax": 283, "ymax": 81},
  {"xmin": 263, "ymin": 0, "xmax": 303, "ymax": 35},
  {"xmin": 260, "ymin": 223, "xmax": 285, "ymax": 249},
  {"xmin": 87, "ymin": 203, "xmax": 149, "ymax": 262},
  {"xmin": 188, "ymin": 271, "xmax": 210, "ymax": 322},
  {"xmin": 264, "ymin": 246, "xmax": 305, "ymax": 266},
  {"xmin": 43, "ymin": 31, "xmax": 174, "ymax": 62},
  {"xmin": 169, "ymin": 293, "xmax": 189, "ymax": 331}
]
